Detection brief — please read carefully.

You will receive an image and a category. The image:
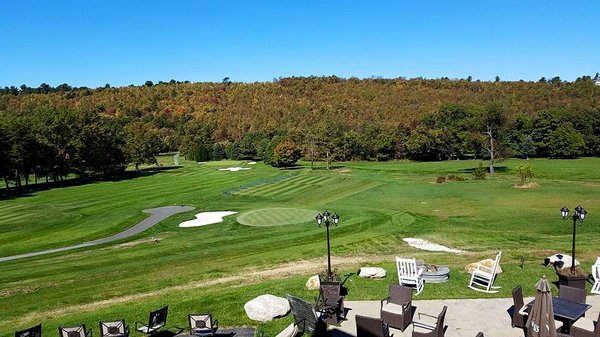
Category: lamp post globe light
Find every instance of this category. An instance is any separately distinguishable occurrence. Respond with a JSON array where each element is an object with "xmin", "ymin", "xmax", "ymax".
[
  {"xmin": 561, "ymin": 205, "xmax": 588, "ymax": 273},
  {"xmin": 315, "ymin": 210, "xmax": 340, "ymax": 281}
]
